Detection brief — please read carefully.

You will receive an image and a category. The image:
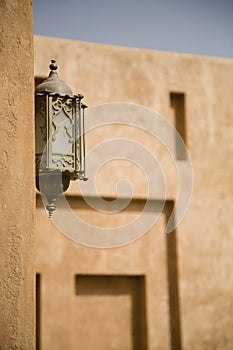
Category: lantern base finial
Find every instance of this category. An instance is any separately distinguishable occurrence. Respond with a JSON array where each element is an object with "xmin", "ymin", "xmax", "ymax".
[
  {"xmin": 36, "ymin": 171, "xmax": 71, "ymax": 218},
  {"xmin": 46, "ymin": 199, "xmax": 56, "ymax": 218}
]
